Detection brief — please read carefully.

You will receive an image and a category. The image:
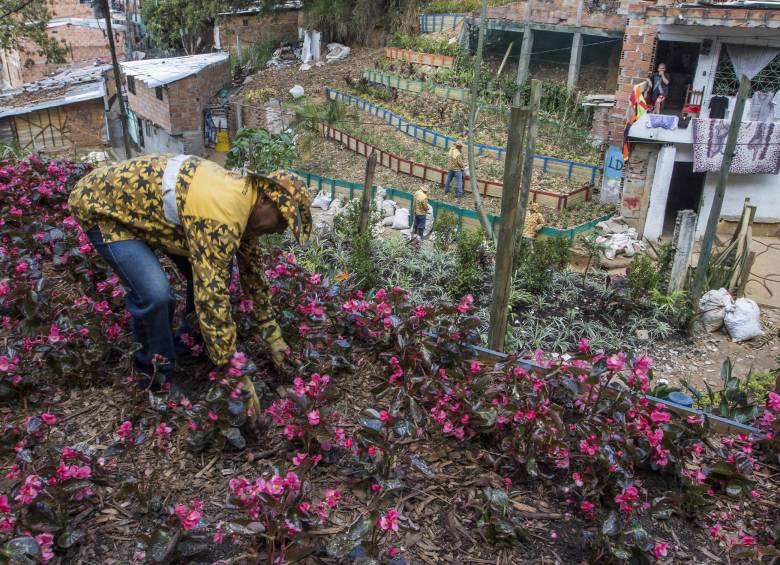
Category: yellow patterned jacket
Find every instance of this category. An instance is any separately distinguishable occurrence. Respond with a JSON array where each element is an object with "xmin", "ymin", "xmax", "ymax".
[{"xmin": 68, "ymin": 154, "xmax": 274, "ymax": 366}]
